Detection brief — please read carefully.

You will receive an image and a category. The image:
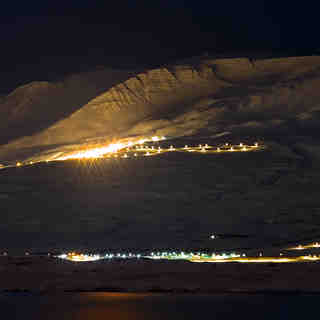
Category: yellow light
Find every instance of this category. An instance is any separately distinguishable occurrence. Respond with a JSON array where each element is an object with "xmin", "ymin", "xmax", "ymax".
[
  {"xmin": 134, "ymin": 153, "xmax": 138, "ymax": 157},
  {"xmin": 158, "ymin": 149, "xmax": 161, "ymax": 153},
  {"xmin": 288, "ymin": 242, "xmax": 320, "ymax": 250},
  {"xmin": 16, "ymin": 162, "xmax": 21, "ymax": 167},
  {"xmin": 184, "ymin": 145, "xmax": 188, "ymax": 149},
  {"xmin": 239, "ymin": 143, "xmax": 243, "ymax": 147},
  {"xmin": 217, "ymin": 147, "xmax": 220, "ymax": 152},
  {"xmin": 56, "ymin": 142, "xmax": 125, "ymax": 160},
  {"xmin": 230, "ymin": 147, "xmax": 234, "ymax": 151},
  {"xmin": 145, "ymin": 152, "xmax": 150, "ymax": 156},
  {"xmin": 170, "ymin": 145, "xmax": 175, "ymax": 150},
  {"xmin": 201, "ymin": 148, "xmax": 206, "ymax": 152},
  {"xmin": 225, "ymin": 143, "xmax": 229, "ymax": 146},
  {"xmin": 123, "ymin": 154, "xmax": 128, "ymax": 158},
  {"xmin": 242, "ymin": 147, "xmax": 247, "ymax": 151}
]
